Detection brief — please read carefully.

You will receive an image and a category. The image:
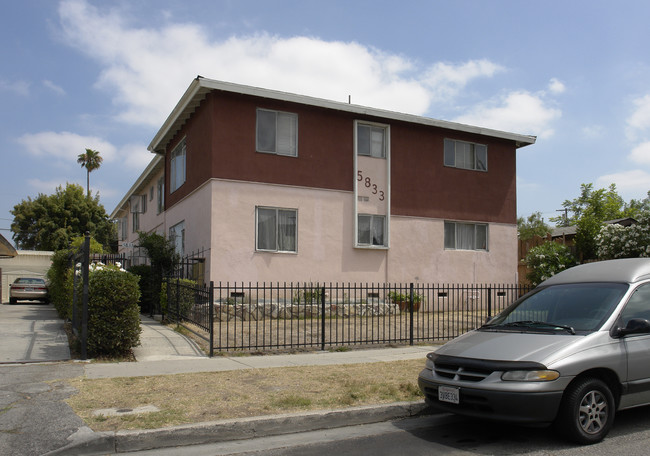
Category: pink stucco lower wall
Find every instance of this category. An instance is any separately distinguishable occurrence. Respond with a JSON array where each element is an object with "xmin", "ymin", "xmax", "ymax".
[{"xmin": 184, "ymin": 180, "xmax": 519, "ymax": 285}]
